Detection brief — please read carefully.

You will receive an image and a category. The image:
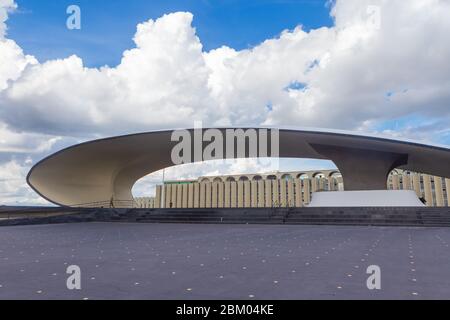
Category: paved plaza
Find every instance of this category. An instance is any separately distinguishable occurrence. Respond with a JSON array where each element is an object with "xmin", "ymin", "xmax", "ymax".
[{"xmin": 0, "ymin": 222, "xmax": 449, "ymax": 299}]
